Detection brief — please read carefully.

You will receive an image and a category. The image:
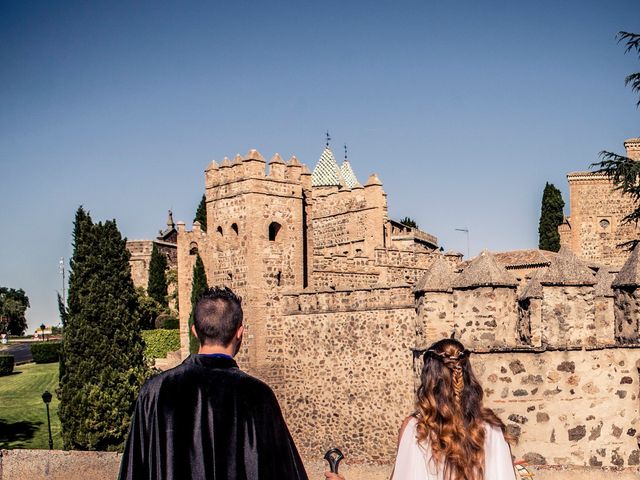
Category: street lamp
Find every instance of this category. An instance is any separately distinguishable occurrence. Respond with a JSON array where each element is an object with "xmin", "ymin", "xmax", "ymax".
[
  {"xmin": 59, "ymin": 258, "xmax": 66, "ymax": 309},
  {"xmin": 41, "ymin": 390, "xmax": 54, "ymax": 450},
  {"xmin": 455, "ymin": 228, "xmax": 470, "ymax": 259}
]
